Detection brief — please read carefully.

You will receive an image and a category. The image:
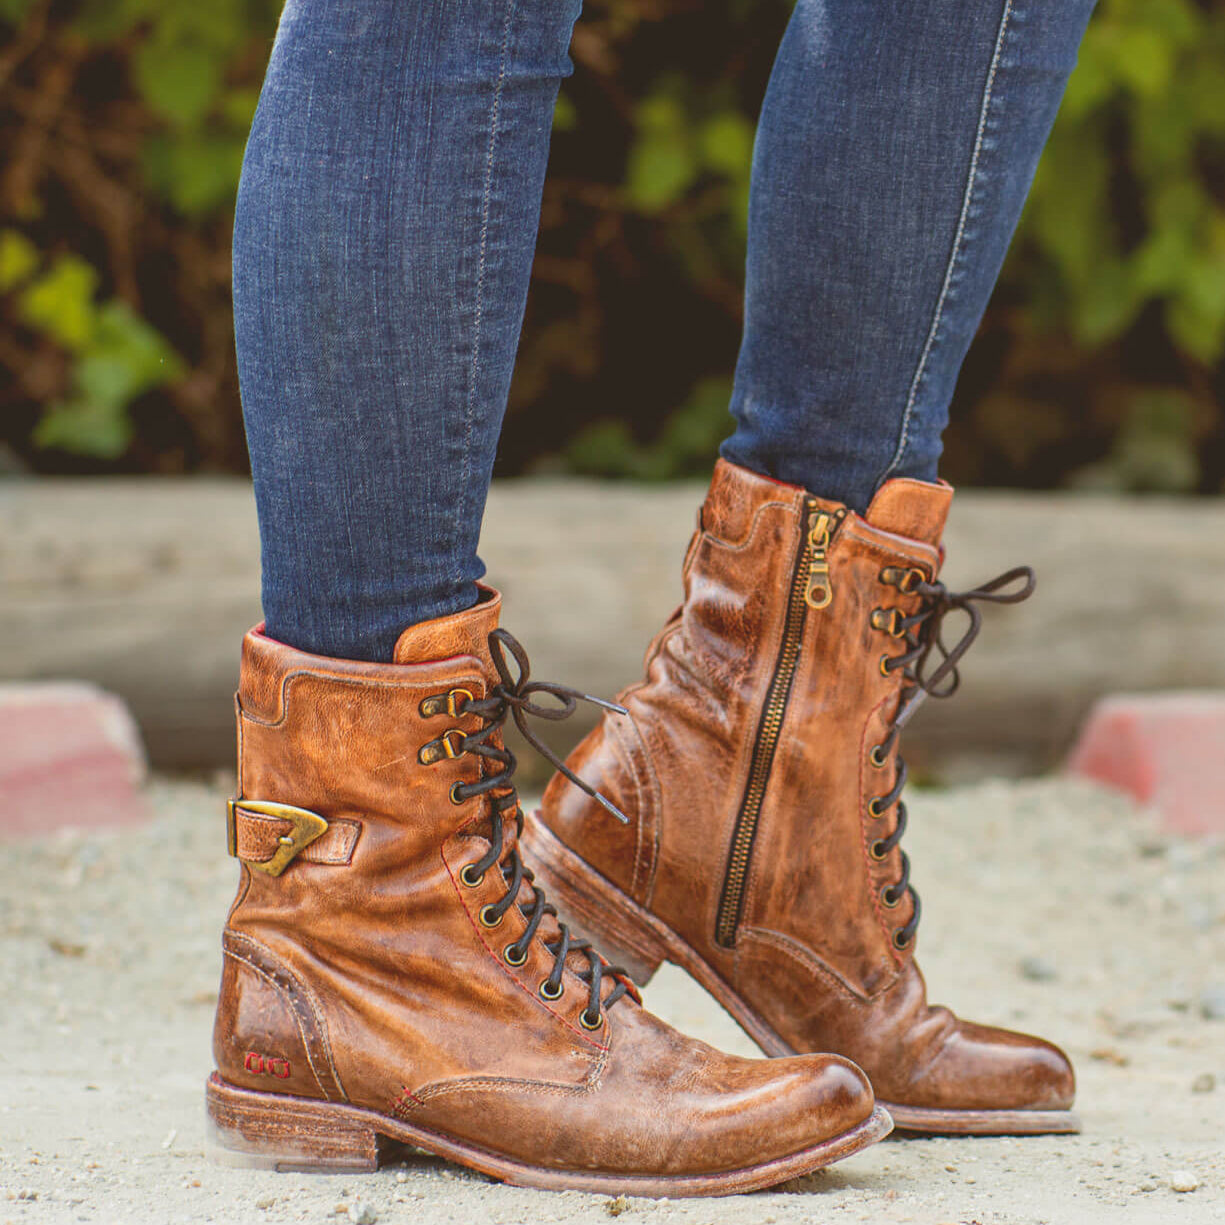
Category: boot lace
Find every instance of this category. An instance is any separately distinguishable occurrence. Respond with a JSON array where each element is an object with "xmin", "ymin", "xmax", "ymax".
[
  {"xmin": 419, "ymin": 628, "xmax": 634, "ymax": 1029},
  {"xmin": 869, "ymin": 564, "xmax": 1036, "ymax": 950}
]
